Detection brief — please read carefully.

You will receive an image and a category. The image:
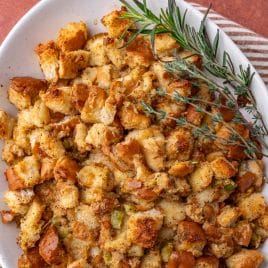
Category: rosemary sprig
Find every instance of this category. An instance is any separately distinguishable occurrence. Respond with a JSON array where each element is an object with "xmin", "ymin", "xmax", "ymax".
[{"xmin": 119, "ymin": 0, "xmax": 268, "ymax": 139}]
